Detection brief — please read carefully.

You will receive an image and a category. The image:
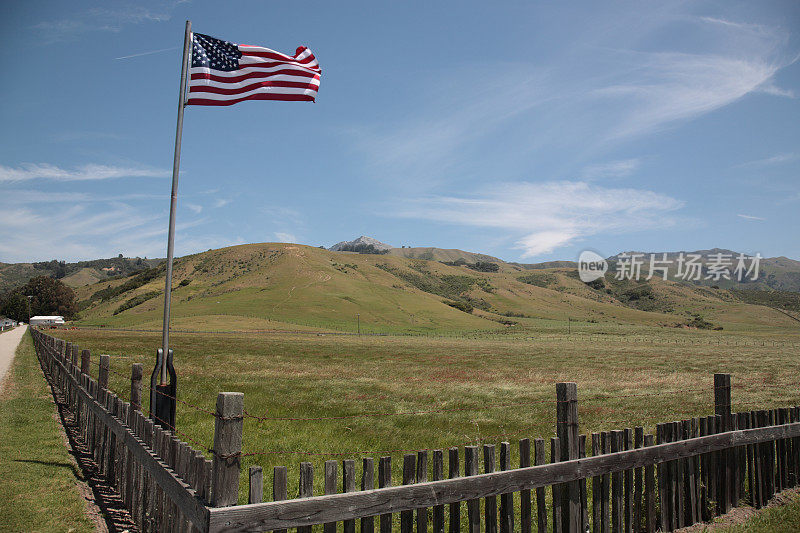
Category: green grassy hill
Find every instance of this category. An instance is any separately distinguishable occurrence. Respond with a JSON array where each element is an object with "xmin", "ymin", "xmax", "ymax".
[{"xmin": 73, "ymin": 242, "xmax": 799, "ymax": 335}]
